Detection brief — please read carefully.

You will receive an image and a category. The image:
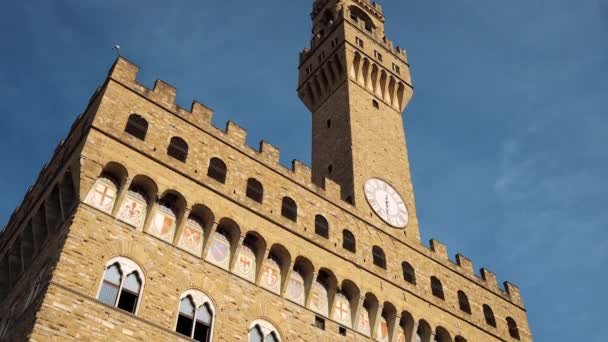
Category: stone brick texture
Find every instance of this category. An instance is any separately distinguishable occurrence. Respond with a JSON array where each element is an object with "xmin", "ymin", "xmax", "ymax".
[{"xmin": 0, "ymin": 1, "xmax": 532, "ymax": 341}]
